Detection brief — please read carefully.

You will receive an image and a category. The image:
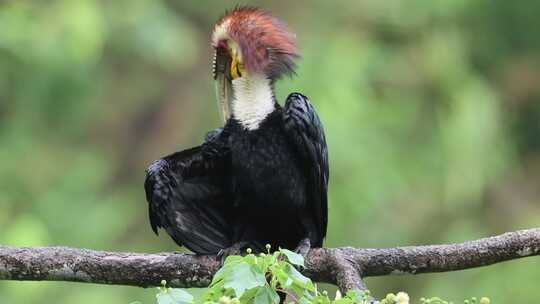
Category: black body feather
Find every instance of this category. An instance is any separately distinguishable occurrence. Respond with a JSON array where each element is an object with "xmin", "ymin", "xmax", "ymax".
[{"xmin": 145, "ymin": 93, "xmax": 328, "ymax": 254}]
